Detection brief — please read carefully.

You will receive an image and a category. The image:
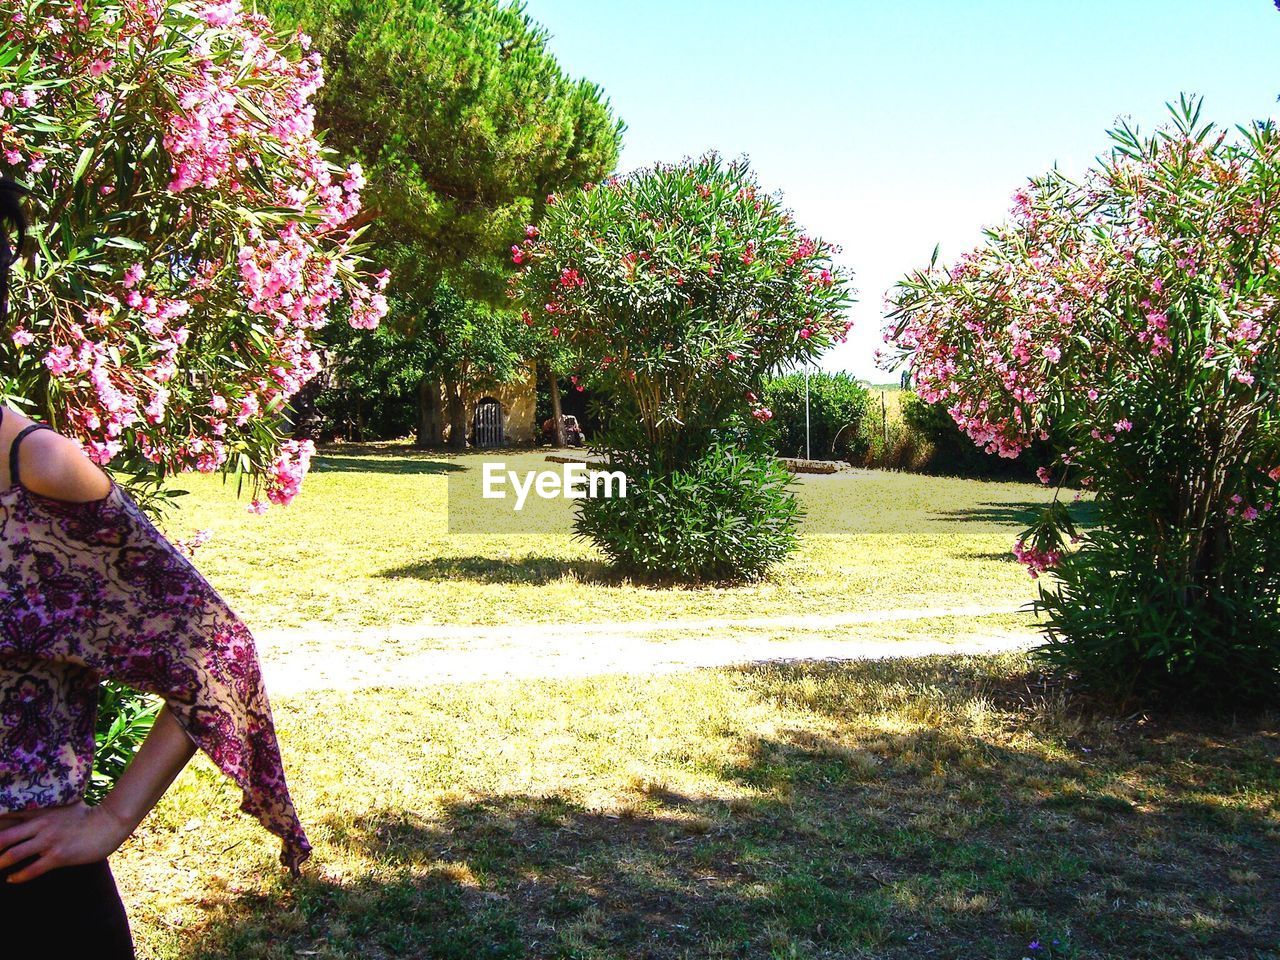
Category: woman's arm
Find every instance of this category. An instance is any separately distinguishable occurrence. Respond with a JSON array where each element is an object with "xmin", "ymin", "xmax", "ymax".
[
  {"xmin": 0, "ymin": 705, "xmax": 197, "ymax": 883},
  {"xmin": 0, "ymin": 424, "xmax": 185, "ymax": 882}
]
